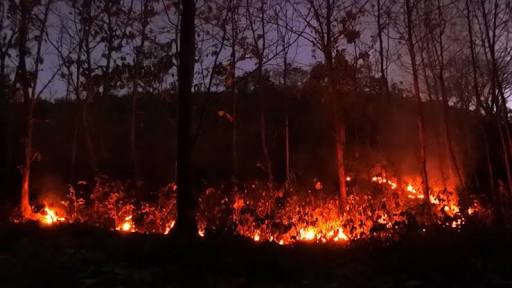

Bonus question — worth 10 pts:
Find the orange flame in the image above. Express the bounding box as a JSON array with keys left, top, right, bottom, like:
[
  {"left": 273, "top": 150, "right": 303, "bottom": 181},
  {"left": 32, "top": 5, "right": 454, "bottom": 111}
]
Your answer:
[
  {"left": 116, "top": 215, "right": 135, "bottom": 232},
  {"left": 38, "top": 207, "right": 66, "bottom": 225}
]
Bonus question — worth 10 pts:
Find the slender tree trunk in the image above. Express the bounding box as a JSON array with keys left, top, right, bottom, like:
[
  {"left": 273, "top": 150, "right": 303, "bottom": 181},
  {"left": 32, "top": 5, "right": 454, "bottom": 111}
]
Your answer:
[
  {"left": 329, "top": 71, "right": 347, "bottom": 211},
  {"left": 174, "top": 0, "right": 197, "bottom": 238},
  {"left": 480, "top": 0, "right": 512, "bottom": 206},
  {"left": 377, "top": 0, "right": 389, "bottom": 100},
  {"left": 482, "top": 125, "right": 495, "bottom": 197},
  {"left": 96, "top": 2, "right": 115, "bottom": 165},
  {"left": 231, "top": 9, "right": 238, "bottom": 179},
  {"left": 418, "top": 37, "right": 447, "bottom": 188},
  {"left": 405, "top": 0, "right": 429, "bottom": 201},
  {"left": 283, "top": 55, "right": 290, "bottom": 185},
  {"left": 498, "top": 122, "right": 512, "bottom": 211},
  {"left": 335, "top": 119, "right": 347, "bottom": 210},
  {"left": 258, "top": 64, "right": 273, "bottom": 185},
  {"left": 21, "top": 102, "right": 34, "bottom": 218},
  {"left": 465, "top": 0, "right": 483, "bottom": 112},
  {"left": 18, "top": 1, "right": 33, "bottom": 218},
  {"left": 467, "top": 0, "right": 495, "bottom": 195},
  {"left": 130, "top": 1, "right": 149, "bottom": 181},
  {"left": 436, "top": 0, "right": 464, "bottom": 188}
]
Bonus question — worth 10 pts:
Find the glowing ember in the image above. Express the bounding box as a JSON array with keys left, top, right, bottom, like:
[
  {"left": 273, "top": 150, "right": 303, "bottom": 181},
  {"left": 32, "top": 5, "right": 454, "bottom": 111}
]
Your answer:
[
  {"left": 334, "top": 228, "right": 349, "bottom": 241},
  {"left": 371, "top": 176, "right": 398, "bottom": 190},
  {"left": 121, "top": 222, "right": 131, "bottom": 231},
  {"left": 429, "top": 196, "right": 440, "bottom": 204},
  {"left": 39, "top": 207, "right": 66, "bottom": 225},
  {"left": 164, "top": 220, "right": 176, "bottom": 235},
  {"left": 116, "top": 215, "right": 135, "bottom": 232},
  {"left": 300, "top": 227, "right": 317, "bottom": 241}
]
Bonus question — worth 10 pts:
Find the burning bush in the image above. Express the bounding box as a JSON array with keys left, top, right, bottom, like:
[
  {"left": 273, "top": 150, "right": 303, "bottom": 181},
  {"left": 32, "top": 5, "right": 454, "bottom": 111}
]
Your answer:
[{"left": 11, "top": 174, "right": 494, "bottom": 245}]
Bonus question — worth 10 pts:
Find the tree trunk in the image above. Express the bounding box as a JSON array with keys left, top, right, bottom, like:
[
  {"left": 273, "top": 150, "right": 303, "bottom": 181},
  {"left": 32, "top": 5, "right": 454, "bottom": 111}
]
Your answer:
[
  {"left": 18, "top": 1, "right": 33, "bottom": 218},
  {"left": 498, "top": 122, "right": 512, "bottom": 211},
  {"left": 405, "top": 0, "right": 430, "bottom": 201},
  {"left": 482, "top": 126, "right": 495, "bottom": 198},
  {"left": 465, "top": 0, "right": 483, "bottom": 112},
  {"left": 436, "top": 0, "right": 464, "bottom": 188},
  {"left": 174, "top": 0, "right": 197, "bottom": 238},
  {"left": 376, "top": 0, "right": 389, "bottom": 100},
  {"left": 21, "top": 102, "right": 34, "bottom": 218},
  {"left": 283, "top": 56, "right": 290, "bottom": 185},
  {"left": 130, "top": 1, "right": 149, "bottom": 181},
  {"left": 336, "top": 121, "right": 347, "bottom": 210},
  {"left": 231, "top": 11, "right": 238, "bottom": 180},
  {"left": 258, "top": 64, "right": 273, "bottom": 185}
]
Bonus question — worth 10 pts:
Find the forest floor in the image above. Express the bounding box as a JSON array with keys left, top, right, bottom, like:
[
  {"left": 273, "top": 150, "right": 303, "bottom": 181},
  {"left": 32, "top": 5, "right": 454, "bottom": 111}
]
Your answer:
[{"left": 1, "top": 222, "right": 512, "bottom": 288}]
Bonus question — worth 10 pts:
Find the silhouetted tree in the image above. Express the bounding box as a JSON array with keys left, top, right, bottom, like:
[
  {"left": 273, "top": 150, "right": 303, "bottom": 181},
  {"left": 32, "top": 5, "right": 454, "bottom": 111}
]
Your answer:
[{"left": 174, "top": 0, "right": 197, "bottom": 238}]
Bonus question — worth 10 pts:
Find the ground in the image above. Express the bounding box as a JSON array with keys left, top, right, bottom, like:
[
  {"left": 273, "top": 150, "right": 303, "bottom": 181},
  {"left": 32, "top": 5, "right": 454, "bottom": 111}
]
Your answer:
[{"left": 1, "top": 222, "right": 511, "bottom": 287}]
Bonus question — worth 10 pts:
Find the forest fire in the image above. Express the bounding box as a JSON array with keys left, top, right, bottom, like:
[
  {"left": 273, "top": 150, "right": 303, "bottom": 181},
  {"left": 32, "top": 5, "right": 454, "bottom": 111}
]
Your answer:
[
  {"left": 116, "top": 215, "right": 135, "bottom": 232},
  {"left": 18, "top": 173, "right": 480, "bottom": 246},
  {"left": 3, "top": 0, "right": 512, "bottom": 285},
  {"left": 38, "top": 206, "right": 66, "bottom": 225}
]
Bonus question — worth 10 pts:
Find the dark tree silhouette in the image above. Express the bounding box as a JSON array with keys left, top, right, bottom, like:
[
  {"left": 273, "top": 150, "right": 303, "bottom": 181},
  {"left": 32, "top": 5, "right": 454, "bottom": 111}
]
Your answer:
[{"left": 174, "top": 0, "right": 197, "bottom": 238}]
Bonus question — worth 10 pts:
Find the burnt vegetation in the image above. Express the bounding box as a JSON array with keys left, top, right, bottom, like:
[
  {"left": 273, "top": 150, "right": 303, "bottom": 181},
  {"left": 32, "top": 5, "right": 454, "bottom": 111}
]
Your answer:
[{"left": 1, "top": 0, "right": 512, "bottom": 286}]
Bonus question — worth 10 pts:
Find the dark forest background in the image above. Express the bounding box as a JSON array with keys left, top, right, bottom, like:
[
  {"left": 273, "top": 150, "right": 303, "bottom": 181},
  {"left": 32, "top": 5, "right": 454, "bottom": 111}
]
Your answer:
[{"left": 1, "top": 0, "right": 511, "bottom": 217}]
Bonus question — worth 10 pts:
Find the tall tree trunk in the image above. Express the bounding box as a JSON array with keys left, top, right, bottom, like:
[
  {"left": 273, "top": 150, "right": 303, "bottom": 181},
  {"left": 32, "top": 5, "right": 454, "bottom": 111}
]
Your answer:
[
  {"left": 130, "top": 1, "right": 149, "bottom": 181},
  {"left": 325, "top": 0, "right": 346, "bottom": 211},
  {"left": 482, "top": 125, "right": 495, "bottom": 198},
  {"left": 405, "top": 0, "right": 429, "bottom": 201},
  {"left": 467, "top": 0, "right": 495, "bottom": 195},
  {"left": 283, "top": 54, "right": 290, "bottom": 186},
  {"left": 252, "top": 0, "right": 273, "bottom": 185},
  {"left": 498, "top": 122, "right": 512, "bottom": 211},
  {"left": 230, "top": 7, "right": 238, "bottom": 180},
  {"left": 258, "top": 64, "right": 273, "bottom": 185},
  {"left": 436, "top": 0, "right": 464, "bottom": 188},
  {"left": 377, "top": 0, "right": 389, "bottom": 100},
  {"left": 21, "top": 102, "right": 34, "bottom": 218},
  {"left": 174, "top": 0, "right": 197, "bottom": 238},
  {"left": 335, "top": 119, "right": 347, "bottom": 210},
  {"left": 465, "top": 0, "right": 483, "bottom": 112},
  {"left": 18, "top": 1, "right": 33, "bottom": 218},
  {"left": 480, "top": 0, "right": 512, "bottom": 206},
  {"left": 80, "top": 0, "right": 98, "bottom": 175}
]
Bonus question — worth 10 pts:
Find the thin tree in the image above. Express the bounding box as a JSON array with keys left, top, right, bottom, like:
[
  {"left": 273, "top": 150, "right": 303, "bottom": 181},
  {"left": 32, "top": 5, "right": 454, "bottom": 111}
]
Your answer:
[
  {"left": 245, "top": 0, "right": 273, "bottom": 185},
  {"left": 297, "top": 0, "right": 364, "bottom": 209},
  {"left": 465, "top": 0, "right": 495, "bottom": 195},
  {"left": 404, "top": 0, "right": 429, "bottom": 201},
  {"left": 431, "top": 0, "right": 465, "bottom": 187},
  {"left": 129, "top": 0, "right": 155, "bottom": 181},
  {"left": 15, "top": 0, "right": 55, "bottom": 218},
  {"left": 174, "top": 0, "right": 197, "bottom": 238}
]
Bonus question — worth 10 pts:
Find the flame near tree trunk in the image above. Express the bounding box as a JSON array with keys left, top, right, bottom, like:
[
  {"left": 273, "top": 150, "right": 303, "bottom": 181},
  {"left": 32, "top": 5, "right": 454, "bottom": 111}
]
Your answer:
[{"left": 19, "top": 173, "right": 481, "bottom": 247}]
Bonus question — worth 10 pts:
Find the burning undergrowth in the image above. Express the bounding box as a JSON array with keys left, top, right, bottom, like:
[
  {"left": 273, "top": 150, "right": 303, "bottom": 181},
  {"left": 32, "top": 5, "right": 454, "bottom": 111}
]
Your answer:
[{"left": 11, "top": 175, "right": 492, "bottom": 245}]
